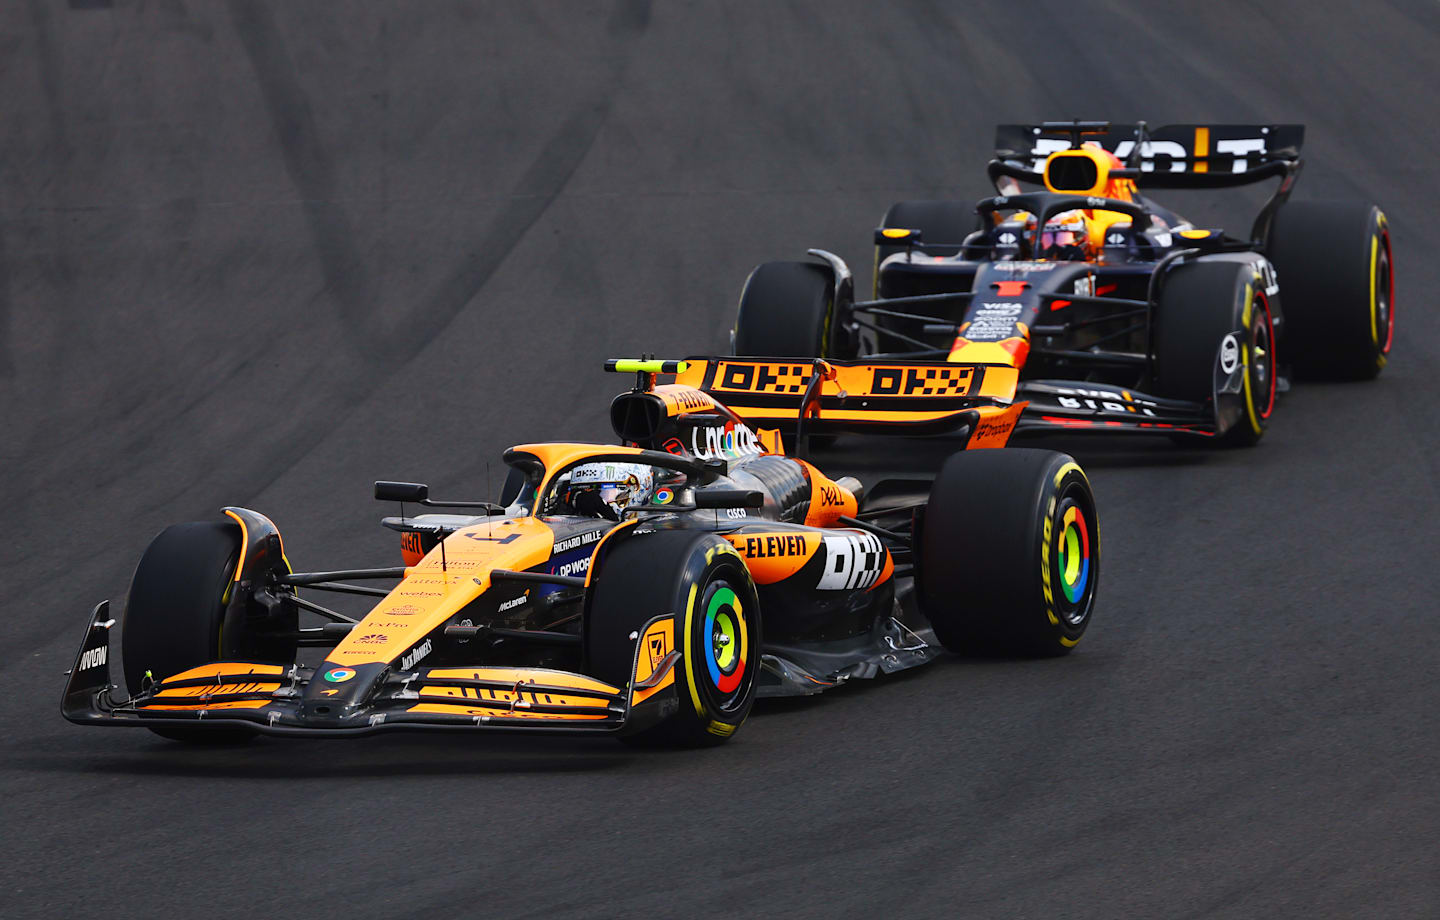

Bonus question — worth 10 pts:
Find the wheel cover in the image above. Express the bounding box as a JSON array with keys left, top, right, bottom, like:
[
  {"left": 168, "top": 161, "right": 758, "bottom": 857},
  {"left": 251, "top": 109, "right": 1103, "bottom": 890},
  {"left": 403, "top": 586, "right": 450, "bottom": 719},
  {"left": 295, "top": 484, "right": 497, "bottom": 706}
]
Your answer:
[
  {"left": 701, "top": 581, "right": 750, "bottom": 707},
  {"left": 1049, "top": 489, "right": 1096, "bottom": 630}
]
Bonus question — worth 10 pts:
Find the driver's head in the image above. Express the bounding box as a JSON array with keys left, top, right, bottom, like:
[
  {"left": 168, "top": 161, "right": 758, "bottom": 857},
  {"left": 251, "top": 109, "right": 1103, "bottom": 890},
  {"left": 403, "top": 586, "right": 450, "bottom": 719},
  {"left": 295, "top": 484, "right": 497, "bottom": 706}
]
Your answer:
[
  {"left": 1039, "top": 210, "right": 1092, "bottom": 261},
  {"left": 566, "top": 462, "right": 653, "bottom": 520}
]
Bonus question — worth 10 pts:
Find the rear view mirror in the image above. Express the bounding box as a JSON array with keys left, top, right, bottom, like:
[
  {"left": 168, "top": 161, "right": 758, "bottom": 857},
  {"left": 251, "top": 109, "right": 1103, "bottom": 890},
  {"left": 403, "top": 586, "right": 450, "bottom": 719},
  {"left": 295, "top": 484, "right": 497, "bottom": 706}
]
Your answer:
[{"left": 375, "top": 481, "right": 429, "bottom": 503}]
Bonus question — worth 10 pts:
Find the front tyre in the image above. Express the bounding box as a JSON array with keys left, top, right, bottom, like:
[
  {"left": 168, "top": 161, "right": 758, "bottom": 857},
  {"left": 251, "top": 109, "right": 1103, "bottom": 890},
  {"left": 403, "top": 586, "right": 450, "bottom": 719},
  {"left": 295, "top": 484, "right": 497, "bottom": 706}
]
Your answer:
[
  {"left": 122, "top": 521, "right": 251, "bottom": 743},
  {"left": 586, "top": 531, "right": 761, "bottom": 746},
  {"left": 733, "top": 260, "right": 845, "bottom": 358},
  {"left": 1152, "top": 261, "right": 1276, "bottom": 447},
  {"left": 1268, "top": 200, "right": 1393, "bottom": 380},
  {"left": 916, "top": 449, "right": 1099, "bottom": 656}
]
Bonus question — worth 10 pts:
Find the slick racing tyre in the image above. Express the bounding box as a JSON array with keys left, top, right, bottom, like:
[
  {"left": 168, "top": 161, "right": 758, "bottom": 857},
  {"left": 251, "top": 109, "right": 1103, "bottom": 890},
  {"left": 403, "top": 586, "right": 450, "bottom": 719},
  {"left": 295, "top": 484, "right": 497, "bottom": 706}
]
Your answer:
[
  {"left": 586, "top": 531, "right": 761, "bottom": 746},
  {"left": 875, "top": 200, "right": 976, "bottom": 282},
  {"left": 1268, "top": 200, "right": 1393, "bottom": 380},
  {"left": 916, "top": 449, "right": 1098, "bottom": 656},
  {"left": 734, "top": 260, "right": 846, "bottom": 358},
  {"left": 1153, "top": 261, "right": 1276, "bottom": 447},
  {"left": 122, "top": 520, "right": 296, "bottom": 743}
]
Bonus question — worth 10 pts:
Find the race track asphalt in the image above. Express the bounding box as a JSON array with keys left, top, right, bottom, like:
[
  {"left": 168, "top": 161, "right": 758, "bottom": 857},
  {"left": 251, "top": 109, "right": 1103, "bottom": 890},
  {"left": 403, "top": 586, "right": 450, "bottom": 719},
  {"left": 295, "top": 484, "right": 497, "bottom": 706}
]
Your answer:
[{"left": 3, "top": 2, "right": 1438, "bottom": 917}]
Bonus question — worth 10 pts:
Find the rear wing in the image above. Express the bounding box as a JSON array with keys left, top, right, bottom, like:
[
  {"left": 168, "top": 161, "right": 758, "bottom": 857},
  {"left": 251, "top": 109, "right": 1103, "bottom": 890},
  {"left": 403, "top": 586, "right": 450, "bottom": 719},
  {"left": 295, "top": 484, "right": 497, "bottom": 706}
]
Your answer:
[{"left": 991, "top": 121, "right": 1304, "bottom": 190}]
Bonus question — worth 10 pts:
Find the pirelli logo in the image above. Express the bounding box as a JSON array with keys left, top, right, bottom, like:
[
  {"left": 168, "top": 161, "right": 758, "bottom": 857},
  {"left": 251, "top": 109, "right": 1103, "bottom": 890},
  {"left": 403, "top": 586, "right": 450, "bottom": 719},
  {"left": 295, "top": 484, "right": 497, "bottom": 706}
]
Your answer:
[
  {"left": 716, "top": 363, "right": 809, "bottom": 394},
  {"left": 870, "top": 366, "right": 975, "bottom": 396}
]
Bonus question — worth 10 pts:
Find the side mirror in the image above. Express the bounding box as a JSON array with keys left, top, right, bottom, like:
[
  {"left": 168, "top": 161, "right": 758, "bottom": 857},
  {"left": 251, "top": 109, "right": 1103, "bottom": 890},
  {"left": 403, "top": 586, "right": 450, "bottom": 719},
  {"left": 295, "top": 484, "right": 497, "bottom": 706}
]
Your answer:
[
  {"left": 875, "top": 227, "right": 922, "bottom": 246},
  {"left": 375, "top": 481, "right": 429, "bottom": 503},
  {"left": 693, "top": 489, "right": 764, "bottom": 509}
]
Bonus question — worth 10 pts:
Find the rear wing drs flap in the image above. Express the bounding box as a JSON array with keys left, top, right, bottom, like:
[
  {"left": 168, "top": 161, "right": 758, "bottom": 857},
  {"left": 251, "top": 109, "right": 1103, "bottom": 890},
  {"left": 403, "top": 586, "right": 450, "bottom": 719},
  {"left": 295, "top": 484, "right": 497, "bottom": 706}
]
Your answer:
[{"left": 992, "top": 121, "right": 1304, "bottom": 190}]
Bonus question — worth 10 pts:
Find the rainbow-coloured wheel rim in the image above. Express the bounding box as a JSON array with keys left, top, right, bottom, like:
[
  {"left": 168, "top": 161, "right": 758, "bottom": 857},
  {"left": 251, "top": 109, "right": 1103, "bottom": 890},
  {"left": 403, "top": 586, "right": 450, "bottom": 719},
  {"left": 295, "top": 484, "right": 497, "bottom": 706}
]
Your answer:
[
  {"left": 702, "top": 583, "right": 749, "bottom": 704},
  {"left": 1056, "top": 504, "right": 1091, "bottom": 609}
]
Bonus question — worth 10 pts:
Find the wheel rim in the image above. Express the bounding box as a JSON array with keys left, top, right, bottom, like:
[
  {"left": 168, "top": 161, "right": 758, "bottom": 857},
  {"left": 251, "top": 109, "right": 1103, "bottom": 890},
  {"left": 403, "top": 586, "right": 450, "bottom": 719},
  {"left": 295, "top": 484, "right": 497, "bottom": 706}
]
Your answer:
[
  {"left": 1252, "top": 291, "right": 1277, "bottom": 421},
  {"left": 1051, "top": 490, "right": 1095, "bottom": 628},
  {"left": 700, "top": 578, "right": 750, "bottom": 711}
]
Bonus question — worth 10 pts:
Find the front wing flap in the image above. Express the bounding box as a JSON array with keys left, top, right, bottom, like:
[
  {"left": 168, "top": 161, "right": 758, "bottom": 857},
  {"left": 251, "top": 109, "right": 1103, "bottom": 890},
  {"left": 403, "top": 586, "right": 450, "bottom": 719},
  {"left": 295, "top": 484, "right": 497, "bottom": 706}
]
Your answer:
[
  {"left": 61, "top": 604, "right": 681, "bottom": 737},
  {"left": 1012, "top": 380, "right": 1219, "bottom": 438}
]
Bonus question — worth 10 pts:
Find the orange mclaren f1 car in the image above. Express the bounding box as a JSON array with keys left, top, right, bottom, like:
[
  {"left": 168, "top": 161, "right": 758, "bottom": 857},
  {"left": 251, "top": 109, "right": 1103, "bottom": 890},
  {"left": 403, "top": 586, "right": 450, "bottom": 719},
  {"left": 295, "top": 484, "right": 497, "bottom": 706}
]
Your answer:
[
  {"left": 62, "top": 357, "right": 1098, "bottom": 746},
  {"left": 735, "top": 121, "right": 1393, "bottom": 446}
]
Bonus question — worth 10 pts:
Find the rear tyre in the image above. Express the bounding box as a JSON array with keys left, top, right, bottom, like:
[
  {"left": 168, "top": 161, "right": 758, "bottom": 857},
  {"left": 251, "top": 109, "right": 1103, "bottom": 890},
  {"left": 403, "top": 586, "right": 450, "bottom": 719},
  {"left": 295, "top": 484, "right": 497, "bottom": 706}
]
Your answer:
[
  {"left": 587, "top": 531, "right": 761, "bottom": 746},
  {"left": 916, "top": 449, "right": 1098, "bottom": 656},
  {"left": 1152, "top": 261, "right": 1275, "bottom": 447},
  {"left": 1268, "top": 200, "right": 1393, "bottom": 380},
  {"left": 734, "top": 261, "right": 844, "bottom": 358},
  {"left": 122, "top": 521, "right": 253, "bottom": 743}
]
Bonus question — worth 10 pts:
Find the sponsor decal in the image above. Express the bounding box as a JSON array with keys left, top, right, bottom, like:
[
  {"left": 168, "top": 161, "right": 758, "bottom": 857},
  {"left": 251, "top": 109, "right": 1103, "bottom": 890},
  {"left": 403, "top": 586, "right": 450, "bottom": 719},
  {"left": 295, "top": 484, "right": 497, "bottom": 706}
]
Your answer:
[
  {"left": 974, "top": 415, "right": 1017, "bottom": 441},
  {"left": 668, "top": 388, "right": 710, "bottom": 411},
  {"left": 77, "top": 646, "right": 107, "bottom": 671},
  {"left": 690, "top": 421, "right": 764, "bottom": 461},
  {"left": 464, "top": 531, "right": 520, "bottom": 545},
  {"left": 1054, "top": 385, "right": 1158, "bottom": 417},
  {"left": 819, "top": 484, "right": 846, "bottom": 508},
  {"left": 717, "top": 362, "right": 810, "bottom": 395},
  {"left": 1220, "top": 334, "right": 1240, "bottom": 374},
  {"left": 965, "top": 302, "right": 1024, "bottom": 342},
  {"left": 553, "top": 530, "right": 605, "bottom": 554},
  {"left": 324, "top": 668, "right": 356, "bottom": 683},
  {"left": 992, "top": 261, "right": 1057, "bottom": 273},
  {"left": 364, "top": 620, "right": 417, "bottom": 630},
  {"left": 400, "top": 531, "right": 425, "bottom": 557},
  {"left": 555, "top": 556, "right": 592, "bottom": 578},
  {"left": 662, "top": 438, "right": 685, "bottom": 456},
  {"left": 998, "top": 232, "right": 1017, "bottom": 245},
  {"left": 354, "top": 632, "right": 388, "bottom": 644},
  {"left": 743, "top": 533, "right": 808, "bottom": 559},
  {"left": 725, "top": 507, "right": 748, "bottom": 519},
  {"left": 1026, "top": 135, "right": 1268, "bottom": 174},
  {"left": 386, "top": 604, "right": 423, "bottom": 616},
  {"left": 497, "top": 592, "right": 529, "bottom": 612},
  {"left": 646, "top": 627, "right": 669, "bottom": 668},
  {"left": 870, "top": 366, "right": 975, "bottom": 396},
  {"left": 400, "top": 639, "right": 432, "bottom": 671},
  {"left": 817, "top": 532, "right": 886, "bottom": 590},
  {"left": 1073, "top": 275, "right": 1094, "bottom": 297},
  {"left": 320, "top": 689, "right": 339, "bottom": 697},
  {"left": 652, "top": 487, "right": 675, "bottom": 505}
]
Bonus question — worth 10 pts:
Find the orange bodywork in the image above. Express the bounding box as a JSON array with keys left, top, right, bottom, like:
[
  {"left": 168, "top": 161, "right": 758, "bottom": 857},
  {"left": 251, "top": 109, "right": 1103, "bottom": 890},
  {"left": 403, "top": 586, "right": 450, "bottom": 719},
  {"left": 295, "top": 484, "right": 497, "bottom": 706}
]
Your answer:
[
  {"left": 329, "top": 515, "right": 557, "bottom": 667},
  {"left": 795, "top": 459, "right": 859, "bottom": 527},
  {"left": 408, "top": 666, "right": 619, "bottom": 721},
  {"left": 630, "top": 616, "right": 676, "bottom": 705},
  {"left": 725, "top": 531, "right": 823, "bottom": 584},
  {"left": 142, "top": 662, "right": 284, "bottom": 710}
]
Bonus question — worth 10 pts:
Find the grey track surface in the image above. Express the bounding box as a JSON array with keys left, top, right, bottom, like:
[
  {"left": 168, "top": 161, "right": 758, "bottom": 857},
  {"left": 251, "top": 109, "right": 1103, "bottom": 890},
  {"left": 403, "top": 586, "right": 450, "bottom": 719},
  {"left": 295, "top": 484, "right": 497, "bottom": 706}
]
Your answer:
[{"left": 3, "top": 2, "right": 1437, "bottom": 917}]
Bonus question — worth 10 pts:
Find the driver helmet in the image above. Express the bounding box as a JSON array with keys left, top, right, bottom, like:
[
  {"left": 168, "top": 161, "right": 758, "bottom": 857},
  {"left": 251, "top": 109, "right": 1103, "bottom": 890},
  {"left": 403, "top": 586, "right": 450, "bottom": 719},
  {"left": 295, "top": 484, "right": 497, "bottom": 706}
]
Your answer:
[
  {"left": 1039, "top": 210, "right": 1092, "bottom": 261},
  {"left": 566, "top": 462, "right": 653, "bottom": 519}
]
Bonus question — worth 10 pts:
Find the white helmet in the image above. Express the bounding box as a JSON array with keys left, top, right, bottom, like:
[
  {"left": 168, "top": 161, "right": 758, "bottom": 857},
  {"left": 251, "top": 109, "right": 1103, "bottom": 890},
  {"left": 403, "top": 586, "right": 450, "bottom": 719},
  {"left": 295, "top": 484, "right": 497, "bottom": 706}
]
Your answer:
[{"left": 566, "top": 462, "right": 654, "bottom": 519}]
